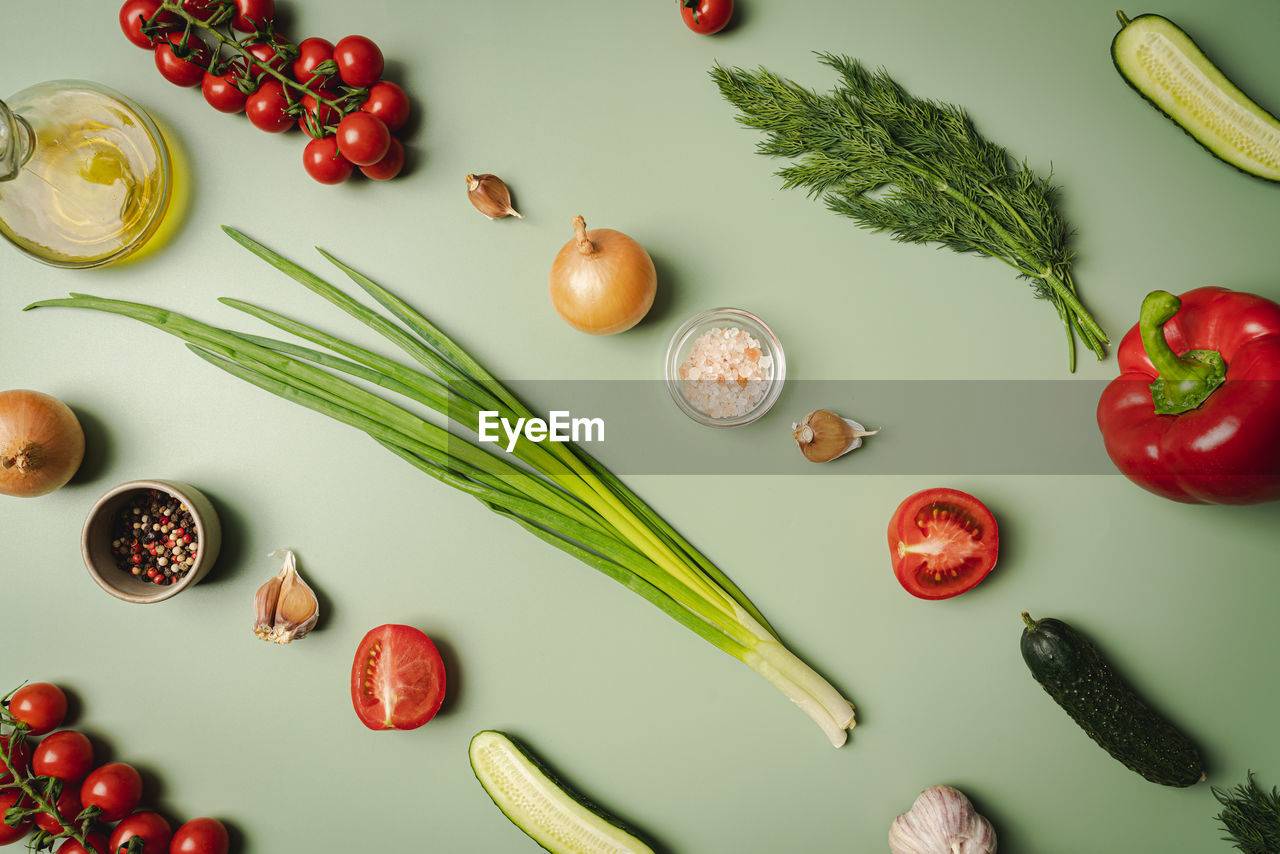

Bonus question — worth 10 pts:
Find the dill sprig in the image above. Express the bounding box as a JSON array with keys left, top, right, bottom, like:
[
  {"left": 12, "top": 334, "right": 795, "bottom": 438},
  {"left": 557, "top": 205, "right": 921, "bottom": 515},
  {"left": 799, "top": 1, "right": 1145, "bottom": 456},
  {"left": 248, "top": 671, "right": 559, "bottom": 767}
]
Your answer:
[
  {"left": 711, "top": 53, "right": 1108, "bottom": 371},
  {"left": 1214, "top": 773, "right": 1280, "bottom": 853}
]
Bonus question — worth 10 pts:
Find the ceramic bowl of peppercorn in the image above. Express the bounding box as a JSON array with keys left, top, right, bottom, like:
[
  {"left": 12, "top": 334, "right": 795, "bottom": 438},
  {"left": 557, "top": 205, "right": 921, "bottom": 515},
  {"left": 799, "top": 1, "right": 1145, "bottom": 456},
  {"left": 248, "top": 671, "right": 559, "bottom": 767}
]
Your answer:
[
  {"left": 665, "top": 307, "right": 786, "bottom": 428},
  {"left": 81, "top": 479, "right": 222, "bottom": 604}
]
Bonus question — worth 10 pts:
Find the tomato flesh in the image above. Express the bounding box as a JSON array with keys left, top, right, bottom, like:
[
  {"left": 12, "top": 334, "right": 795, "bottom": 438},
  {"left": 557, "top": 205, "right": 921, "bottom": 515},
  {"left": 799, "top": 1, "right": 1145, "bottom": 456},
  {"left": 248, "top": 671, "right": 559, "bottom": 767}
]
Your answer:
[
  {"left": 350, "top": 624, "right": 446, "bottom": 731},
  {"left": 888, "top": 488, "right": 999, "bottom": 600}
]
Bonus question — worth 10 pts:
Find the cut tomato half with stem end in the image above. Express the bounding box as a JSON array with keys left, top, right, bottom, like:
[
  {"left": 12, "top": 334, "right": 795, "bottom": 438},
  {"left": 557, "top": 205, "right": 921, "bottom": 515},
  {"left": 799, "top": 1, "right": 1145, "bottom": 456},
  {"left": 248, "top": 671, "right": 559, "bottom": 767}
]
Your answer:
[
  {"left": 888, "top": 488, "right": 999, "bottom": 600},
  {"left": 350, "top": 624, "right": 446, "bottom": 731}
]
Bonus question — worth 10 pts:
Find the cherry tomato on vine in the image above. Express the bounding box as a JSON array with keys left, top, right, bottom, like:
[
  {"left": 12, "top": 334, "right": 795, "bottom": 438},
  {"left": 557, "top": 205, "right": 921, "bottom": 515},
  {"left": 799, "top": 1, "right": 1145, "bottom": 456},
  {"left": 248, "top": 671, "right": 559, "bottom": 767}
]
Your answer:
[
  {"left": 80, "top": 762, "right": 143, "bottom": 823},
  {"left": 170, "top": 818, "right": 230, "bottom": 854},
  {"left": 350, "top": 624, "right": 446, "bottom": 730},
  {"left": 335, "top": 112, "right": 389, "bottom": 166},
  {"left": 154, "top": 32, "right": 211, "bottom": 88},
  {"left": 8, "top": 683, "right": 66, "bottom": 735},
  {"left": 0, "top": 735, "right": 30, "bottom": 785},
  {"left": 0, "top": 790, "right": 30, "bottom": 845},
  {"left": 303, "top": 136, "right": 354, "bottom": 185},
  {"left": 33, "top": 786, "right": 81, "bottom": 835},
  {"left": 887, "top": 488, "right": 1000, "bottom": 600},
  {"left": 119, "top": 0, "right": 177, "bottom": 49},
  {"left": 245, "top": 81, "right": 294, "bottom": 133},
  {"left": 297, "top": 90, "right": 339, "bottom": 135},
  {"left": 292, "top": 37, "right": 334, "bottom": 86},
  {"left": 31, "top": 729, "right": 93, "bottom": 781},
  {"left": 359, "top": 81, "right": 410, "bottom": 132},
  {"left": 679, "top": 0, "right": 734, "bottom": 34},
  {"left": 181, "top": 0, "right": 222, "bottom": 22},
  {"left": 359, "top": 137, "right": 405, "bottom": 181},
  {"left": 333, "top": 35, "right": 383, "bottom": 88},
  {"left": 58, "top": 831, "right": 109, "bottom": 854},
  {"left": 230, "top": 0, "right": 275, "bottom": 33},
  {"left": 202, "top": 66, "right": 249, "bottom": 114},
  {"left": 244, "top": 35, "right": 292, "bottom": 75},
  {"left": 109, "top": 811, "right": 172, "bottom": 853}
]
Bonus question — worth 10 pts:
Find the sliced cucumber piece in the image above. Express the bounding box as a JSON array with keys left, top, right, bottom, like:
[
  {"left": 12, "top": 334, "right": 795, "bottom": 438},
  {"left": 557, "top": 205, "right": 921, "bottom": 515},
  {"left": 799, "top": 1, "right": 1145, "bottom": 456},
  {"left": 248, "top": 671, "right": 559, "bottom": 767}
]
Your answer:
[
  {"left": 470, "top": 731, "right": 656, "bottom": 854},
  {"left": 1112, "top": 12, "right": 1280, "bottom": 181}
]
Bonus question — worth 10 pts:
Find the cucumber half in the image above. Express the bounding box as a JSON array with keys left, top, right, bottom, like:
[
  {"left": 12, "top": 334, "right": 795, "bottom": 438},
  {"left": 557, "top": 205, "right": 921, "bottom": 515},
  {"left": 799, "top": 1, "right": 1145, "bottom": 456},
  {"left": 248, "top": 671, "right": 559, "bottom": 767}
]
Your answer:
[
  {"left": 469, "top": 730, "right": 656, "bottom": 854},
  {"left": 1112, "top": 11, "right": 1280, "bottom": 181}
]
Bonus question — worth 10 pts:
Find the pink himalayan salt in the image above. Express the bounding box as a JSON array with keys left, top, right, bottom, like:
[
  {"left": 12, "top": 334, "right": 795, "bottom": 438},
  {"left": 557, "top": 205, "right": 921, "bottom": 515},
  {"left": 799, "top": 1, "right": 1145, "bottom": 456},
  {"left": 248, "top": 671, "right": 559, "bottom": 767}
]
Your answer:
[{"left": 678, "top": 326, "right": 773, "bottom": 419}]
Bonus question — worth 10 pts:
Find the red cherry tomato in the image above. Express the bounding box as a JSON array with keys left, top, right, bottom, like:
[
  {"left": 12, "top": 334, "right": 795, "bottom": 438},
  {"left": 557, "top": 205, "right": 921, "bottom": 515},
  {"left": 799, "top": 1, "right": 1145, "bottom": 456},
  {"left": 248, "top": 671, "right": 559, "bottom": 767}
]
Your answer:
[
  {"left": 303, "top": 136, "right": 354, "bottom": 185},
  {"left": 154, "top": 32, "right": 211, "bottom": 88},
  {"left": 297, "top": 90, "right": 339, "bottom": 135},
  {"left": 335, "top": 112, "right": 389, "bottom": 166},
  {"left": 57, "top": 831, "right": 109, "bottom": 854},
  {"left": 33, "top": 785, "right": 81, "bottom": 835},
  {"left": 80, "top": 762, "right": 143, "bottom": 823},
  {"left": 0, "top": 735, "right": 30, "bottom": 786},
  {"left": 8, "top": 683, "right": 66, "bottom": 735},
  {"left": 293, "top": 37, "right": 334, "bottom": 86},
  {"left": 202, "top": 65, "right": 249, "bottom": 114},
  {"left": 230, "top": 0, "right": 274, "bottom": 32},
  {"left": 887, "top": 488, "right": 999, "bottom": 600},
  {"left": 109, "top": 811, "right": 172, "bottom": 853},
  {"left": 0, "top": 790, "right": 30, "bottom": 845},
  {"left": 679, "top": 0, "right": 734, "bottom": 34},
  {"left": 359, "top": 137, "right": 405, "bottom": 181},
  {"left": 32, "top": 730, "right": 94, "bottom": 781},
  {"left": 119, "top": 0, "right": 177, "bottom": 49},
  {"left": 245, "top": 81, "right": 294, "bottom": 133},
  {"left": 243, "top": 36, "right": 292, "bottom": 76},
  {"left": 170, "top": 817, "right": 230, "bottom": 854},
  {"left": 333, "top": 35, "right": 383, "bottom": 88},
  {"left": 359, "top": 81, "right": 409, "bottom": 132},
  {"left": 350, "top": 624, "right": 446, "bottom": 731},
  {"left": 181, "top": 0, "right": 221, "bottom": 22}
]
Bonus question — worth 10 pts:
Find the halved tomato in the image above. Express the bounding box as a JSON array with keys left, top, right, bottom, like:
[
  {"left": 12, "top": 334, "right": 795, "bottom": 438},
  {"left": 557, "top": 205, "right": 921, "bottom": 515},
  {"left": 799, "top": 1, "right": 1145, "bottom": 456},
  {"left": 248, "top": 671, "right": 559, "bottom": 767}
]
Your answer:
[
  {"left": 888, "top": 488, "right": 999, "bottom": 600},
  {"left": 350, "top": 624, "right": 446, "bottom": 731}
]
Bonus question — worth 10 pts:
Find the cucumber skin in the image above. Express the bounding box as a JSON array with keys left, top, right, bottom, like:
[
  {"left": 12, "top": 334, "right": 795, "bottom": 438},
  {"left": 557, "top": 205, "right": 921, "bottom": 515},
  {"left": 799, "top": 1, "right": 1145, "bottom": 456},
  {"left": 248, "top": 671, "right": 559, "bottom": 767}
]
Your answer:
[
  {"left": 1111, "top": 13, "right": 1280, "bottom": 183},
  {"left": 470, "top": 730, "right": 657, "bottom": 854},
  {"left": 1020, "top": 616, "right": 1204, "bottom": 787}
]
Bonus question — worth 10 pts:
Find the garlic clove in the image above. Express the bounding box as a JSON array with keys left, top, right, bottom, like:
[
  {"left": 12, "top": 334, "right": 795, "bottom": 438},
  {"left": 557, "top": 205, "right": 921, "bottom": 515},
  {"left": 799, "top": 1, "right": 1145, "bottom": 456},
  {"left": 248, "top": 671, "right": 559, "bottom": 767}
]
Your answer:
[
  {"left": 253, "top": 572, "right": 282, "bottom": 642},
  {"left": 791, "top": 409, "right": 879, "bottom": 463},
  {"left": 466, "top": 173, "right": 523, "bottom": 220},
  {"left": 254, "top": 549, "right": 320, "bottom": 644}
]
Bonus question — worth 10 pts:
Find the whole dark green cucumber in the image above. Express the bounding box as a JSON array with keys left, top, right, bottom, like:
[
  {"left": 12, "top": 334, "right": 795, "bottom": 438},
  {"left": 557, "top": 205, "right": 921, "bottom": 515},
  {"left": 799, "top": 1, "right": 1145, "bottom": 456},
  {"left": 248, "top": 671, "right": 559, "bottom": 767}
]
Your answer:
[{"left": 1020, "top": 611, "right": 1204, "bottom": 787}]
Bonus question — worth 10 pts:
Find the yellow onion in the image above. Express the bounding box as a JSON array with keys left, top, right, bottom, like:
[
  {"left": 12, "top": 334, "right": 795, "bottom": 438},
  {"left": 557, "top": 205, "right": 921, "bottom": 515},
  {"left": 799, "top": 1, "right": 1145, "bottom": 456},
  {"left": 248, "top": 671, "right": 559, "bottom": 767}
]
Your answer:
[
  {"left": 0, "top": 389, "right": 85, "bottom": 498},
  {"left": 548, "top": 215, "right": 656, "bottom": 335}
]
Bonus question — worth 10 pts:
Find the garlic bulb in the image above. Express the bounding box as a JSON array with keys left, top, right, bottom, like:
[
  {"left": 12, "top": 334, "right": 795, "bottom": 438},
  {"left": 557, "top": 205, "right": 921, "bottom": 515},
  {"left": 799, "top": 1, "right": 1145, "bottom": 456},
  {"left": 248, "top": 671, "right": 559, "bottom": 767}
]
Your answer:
[
  {"left": 889, "top": 785, "right": 997, "bottom": 854},
  {"left": 791, "top": 409, "right": 879, "bottom": 463},
  {"left": 254, "top": 549, "right": 319, "bottom": 644}
]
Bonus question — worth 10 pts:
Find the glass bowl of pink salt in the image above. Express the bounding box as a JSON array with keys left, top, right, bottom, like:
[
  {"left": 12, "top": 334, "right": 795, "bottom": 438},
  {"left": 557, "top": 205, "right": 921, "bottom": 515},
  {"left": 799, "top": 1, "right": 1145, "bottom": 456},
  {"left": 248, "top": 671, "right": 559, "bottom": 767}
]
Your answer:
[{"left": 665, "top": 307, "right": 786, "bottom": 427}]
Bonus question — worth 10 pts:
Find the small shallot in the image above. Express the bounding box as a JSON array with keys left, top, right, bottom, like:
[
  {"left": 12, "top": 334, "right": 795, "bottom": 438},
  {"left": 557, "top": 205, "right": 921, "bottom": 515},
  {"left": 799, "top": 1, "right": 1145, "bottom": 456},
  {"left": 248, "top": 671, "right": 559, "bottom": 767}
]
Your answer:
[
  {"left": 792, "top": 409, "right": 878, "bottom": 463},
  {"left": 0, "top": 389, "right": 85, "bottom": 498},
  {"left": 889, "top": 785, "right": 997, "bottom": 854}
]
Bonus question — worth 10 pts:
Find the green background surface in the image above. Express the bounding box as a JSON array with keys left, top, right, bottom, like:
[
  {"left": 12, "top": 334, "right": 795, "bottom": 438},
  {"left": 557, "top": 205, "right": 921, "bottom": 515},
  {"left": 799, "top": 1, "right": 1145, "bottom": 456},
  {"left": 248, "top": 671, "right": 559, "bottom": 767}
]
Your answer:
[{"left": 4, "top": 0, "right": 1280, "bottom": 851}]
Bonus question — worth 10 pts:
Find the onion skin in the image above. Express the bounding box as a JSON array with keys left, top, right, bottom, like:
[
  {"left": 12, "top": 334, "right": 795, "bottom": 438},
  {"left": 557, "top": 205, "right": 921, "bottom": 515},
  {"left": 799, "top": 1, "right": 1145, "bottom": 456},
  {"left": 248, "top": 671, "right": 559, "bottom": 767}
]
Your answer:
[
  {"left": 0, "top": 390, "right": 85, "bottom": 498},
  {"left": 548, "top": 215, "right": 657, "bottom": 335}
]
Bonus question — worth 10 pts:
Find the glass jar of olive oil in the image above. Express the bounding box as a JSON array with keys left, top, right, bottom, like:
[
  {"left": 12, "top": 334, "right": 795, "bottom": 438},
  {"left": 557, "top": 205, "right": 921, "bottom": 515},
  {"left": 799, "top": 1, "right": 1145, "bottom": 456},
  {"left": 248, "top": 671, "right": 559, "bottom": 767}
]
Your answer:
[{"left": 0, "top": 80, "right": 172, "bottom": 268}]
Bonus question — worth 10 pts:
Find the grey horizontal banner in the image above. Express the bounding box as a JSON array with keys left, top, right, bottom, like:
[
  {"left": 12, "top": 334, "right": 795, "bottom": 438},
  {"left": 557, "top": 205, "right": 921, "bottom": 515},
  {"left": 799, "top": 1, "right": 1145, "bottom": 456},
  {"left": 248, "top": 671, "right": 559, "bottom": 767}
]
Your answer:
[{"left": 439, "top": 380, "right": 1143, "bottom": 476}]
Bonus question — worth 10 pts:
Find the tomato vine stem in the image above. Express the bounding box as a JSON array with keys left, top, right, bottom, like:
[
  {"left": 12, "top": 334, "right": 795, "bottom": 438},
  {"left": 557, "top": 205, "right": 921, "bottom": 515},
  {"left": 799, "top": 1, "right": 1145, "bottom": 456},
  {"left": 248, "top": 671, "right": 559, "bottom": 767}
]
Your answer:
[{"left": 0, "top": 717, "right": 95, "bottom": 852}]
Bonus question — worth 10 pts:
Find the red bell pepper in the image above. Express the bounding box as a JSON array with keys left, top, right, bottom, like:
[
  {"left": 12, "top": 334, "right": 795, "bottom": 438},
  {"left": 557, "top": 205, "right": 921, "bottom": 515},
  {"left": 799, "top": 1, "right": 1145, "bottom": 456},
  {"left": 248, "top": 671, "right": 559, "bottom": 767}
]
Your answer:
[{"left": 1096, "top": 287, "right": 1280, "bottom": 504}]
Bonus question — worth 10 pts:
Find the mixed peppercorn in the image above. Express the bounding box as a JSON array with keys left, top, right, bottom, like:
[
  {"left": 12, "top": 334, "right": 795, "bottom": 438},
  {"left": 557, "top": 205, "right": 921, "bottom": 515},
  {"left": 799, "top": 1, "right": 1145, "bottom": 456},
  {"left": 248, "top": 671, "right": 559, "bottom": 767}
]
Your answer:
[{"left": 109, "top": 489, "right": 199, "bottom": 585}]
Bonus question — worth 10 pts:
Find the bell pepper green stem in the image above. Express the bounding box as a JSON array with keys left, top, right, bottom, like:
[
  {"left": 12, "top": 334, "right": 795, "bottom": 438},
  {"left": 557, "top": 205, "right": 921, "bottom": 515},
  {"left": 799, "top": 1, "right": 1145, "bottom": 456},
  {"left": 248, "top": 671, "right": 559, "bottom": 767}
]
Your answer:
[{"left": 1140, "top": 290, "right": 1226, "bottom": 415}]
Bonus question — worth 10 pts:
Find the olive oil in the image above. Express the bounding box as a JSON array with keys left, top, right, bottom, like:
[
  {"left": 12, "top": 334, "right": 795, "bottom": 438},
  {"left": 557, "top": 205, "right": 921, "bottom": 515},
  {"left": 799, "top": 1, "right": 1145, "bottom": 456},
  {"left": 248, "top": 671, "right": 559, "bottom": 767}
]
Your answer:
[{"left": 0, "top": 81, "right": 171, "bottom": 268}]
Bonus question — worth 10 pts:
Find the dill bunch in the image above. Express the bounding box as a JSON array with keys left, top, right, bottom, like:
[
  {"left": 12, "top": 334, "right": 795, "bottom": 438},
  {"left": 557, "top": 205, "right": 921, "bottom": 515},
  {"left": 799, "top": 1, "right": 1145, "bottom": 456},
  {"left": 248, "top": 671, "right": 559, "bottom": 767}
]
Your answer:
[
  {"left": 712, "top": 53, "right": 1108, "bottom": 371},
  {"left": 1215, "top": 773, "right": 1280, "bottom": 853}
]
